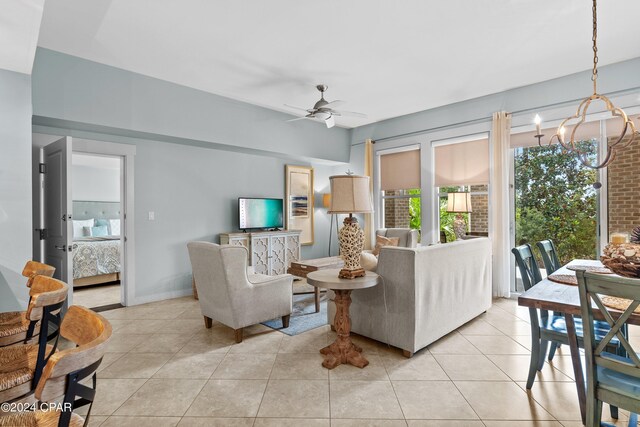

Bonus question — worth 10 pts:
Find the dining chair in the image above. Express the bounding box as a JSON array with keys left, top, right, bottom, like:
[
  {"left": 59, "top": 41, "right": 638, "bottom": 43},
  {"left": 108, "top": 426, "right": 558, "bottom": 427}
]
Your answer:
[
  {"left": 0, "top": 269, "right": 65, "bottom": 348},
  {"left": 535, "top": 239, "right": 563, "bottom": 359},
  {"left": 0, "top": 305, "right": 112, "bottom": 426},
  {"left": 0, "top": 276, "right": 68, "bottom": 403},
  {"left": 512, "top": 244, "right": 622, "bottom": 398},
  {"left": 576, "top": 270, "right": 639, "bottom": 427},
  {"left": 536, "top": 240, "right": 562, "bottom": 275}
]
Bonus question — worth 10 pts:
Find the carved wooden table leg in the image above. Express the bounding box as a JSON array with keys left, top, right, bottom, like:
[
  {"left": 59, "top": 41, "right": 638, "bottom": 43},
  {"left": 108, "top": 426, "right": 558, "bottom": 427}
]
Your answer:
[{"left": 320, "top": 289, "right": 369, "bottom": 369}]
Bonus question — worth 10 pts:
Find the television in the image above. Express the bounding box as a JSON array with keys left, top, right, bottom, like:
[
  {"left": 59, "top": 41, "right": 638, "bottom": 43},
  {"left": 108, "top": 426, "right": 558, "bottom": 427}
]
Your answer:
[{"left": 238, "top": 198, "right": 284, "bottom": 230}]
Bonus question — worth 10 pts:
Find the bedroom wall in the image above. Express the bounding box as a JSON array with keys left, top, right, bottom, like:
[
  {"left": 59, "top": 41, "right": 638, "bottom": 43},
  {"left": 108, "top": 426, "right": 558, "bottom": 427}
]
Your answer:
[
  {"left": 72, "top": 156, "right": 121, "bottom": 202},
  {"left": 0, "top": 69, "right": 33, "bottom": 311}
]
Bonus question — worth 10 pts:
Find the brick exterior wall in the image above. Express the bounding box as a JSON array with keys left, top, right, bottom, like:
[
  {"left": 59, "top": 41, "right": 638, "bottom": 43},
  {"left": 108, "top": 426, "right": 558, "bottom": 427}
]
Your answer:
[
  {"left": 607, "top": 135, "right": 640, "bottom": 237},
  {"left": 469, "top": 185, "right": 489, "bottom": 234},
  {"left": 383, "top": 191, "right": 410, "bottom": 228}
]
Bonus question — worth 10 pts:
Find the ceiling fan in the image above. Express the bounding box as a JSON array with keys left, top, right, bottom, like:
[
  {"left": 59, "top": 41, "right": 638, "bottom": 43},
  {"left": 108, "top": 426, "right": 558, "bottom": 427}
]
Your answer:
[{"left": 285, "top": 85, "right": 367, "bottom": 128}]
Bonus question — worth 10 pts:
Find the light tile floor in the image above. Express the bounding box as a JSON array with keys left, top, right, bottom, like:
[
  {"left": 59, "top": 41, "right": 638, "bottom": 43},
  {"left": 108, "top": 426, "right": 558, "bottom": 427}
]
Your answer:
[
  {"left": 83, "top": 296, "right": 640, "bottom": 426},
  {"left": 73, "top": 283, "right": 121, "bottom": 308}
]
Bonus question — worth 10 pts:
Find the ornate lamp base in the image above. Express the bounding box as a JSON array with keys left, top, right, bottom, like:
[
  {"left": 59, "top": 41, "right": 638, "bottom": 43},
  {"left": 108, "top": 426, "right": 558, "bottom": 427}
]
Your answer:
[
  {"left": 338, "top": 215, "right": 366, "bottom": 279},
  {"left": 453, "top": 214, "right": 467, "bottom": 241}
]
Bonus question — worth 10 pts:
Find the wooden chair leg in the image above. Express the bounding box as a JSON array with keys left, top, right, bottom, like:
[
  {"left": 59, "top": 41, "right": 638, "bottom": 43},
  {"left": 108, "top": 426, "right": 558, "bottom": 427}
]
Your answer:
[
  {"left": 527, "top": 335, "right": 540, "bottom": 389},
  {"left": 282, "top": 315, "right": 290, "bottom": 328},
  {"left": 538, "top": 339, "right": 550, "bottom": 371},
  {"left": 234, "top": 328, "right": 243, "bottom": 343},
  {"left": 203, "top": 316, "right": 212, "bottom": 329},
  {"left": 547, "top": 342, "right": 558, "bottom": 361}
]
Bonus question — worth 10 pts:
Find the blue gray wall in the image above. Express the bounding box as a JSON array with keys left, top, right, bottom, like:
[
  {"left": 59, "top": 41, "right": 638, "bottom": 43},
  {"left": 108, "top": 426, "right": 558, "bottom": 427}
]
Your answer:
[
  {"left": 351, "top": 57, "right": 640, "bottom": 144},
  {"left": 0, "top": 69, "right": 33, "bottom": 311},
  {"left": 31, "top": 49, "right": 347, "bottom": 304}
]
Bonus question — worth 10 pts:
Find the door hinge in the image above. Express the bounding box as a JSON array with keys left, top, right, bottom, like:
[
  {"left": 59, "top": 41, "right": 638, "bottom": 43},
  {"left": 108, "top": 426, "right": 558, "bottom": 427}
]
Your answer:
[
  {"left": 39, "top": 163, "right": 46, "bottom": 174},
  {"left": 36, "top": 229, "right": 47, "bottom": 240}
]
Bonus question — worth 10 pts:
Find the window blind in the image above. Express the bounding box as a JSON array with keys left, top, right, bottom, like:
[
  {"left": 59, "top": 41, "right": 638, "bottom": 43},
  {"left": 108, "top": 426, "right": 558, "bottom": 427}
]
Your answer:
[
  {"left": 434, "top": 139, "right": 489, "bottom": 186},
  {"left": 380, "top": 149, "right": 420, "bottom": 191}
]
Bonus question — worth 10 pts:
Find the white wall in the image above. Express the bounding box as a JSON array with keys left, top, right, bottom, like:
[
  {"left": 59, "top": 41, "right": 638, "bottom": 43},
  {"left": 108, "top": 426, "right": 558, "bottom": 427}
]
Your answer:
[
  {"left": 72, "top": 154, "right": 120, "bottom": 202},
  {"left": 0, "top": 69, "right": 32, "bottom": 311}
]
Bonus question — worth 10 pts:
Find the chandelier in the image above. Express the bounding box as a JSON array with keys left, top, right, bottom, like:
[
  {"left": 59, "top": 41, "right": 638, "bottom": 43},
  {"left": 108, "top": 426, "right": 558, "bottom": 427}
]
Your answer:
[{"left": 534, "top": 0, "right": 638, "bottom": 169}]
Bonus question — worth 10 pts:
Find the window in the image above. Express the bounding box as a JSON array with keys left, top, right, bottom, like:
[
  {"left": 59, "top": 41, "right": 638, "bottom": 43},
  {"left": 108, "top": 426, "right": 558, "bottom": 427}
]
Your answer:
[
  {"left": 437, "top": 185, "right": 489, "bottom": 242},
  {"left": 379, "top": 149, "right": 421, "bottom": 234},
  {"left": 433, "top": 137, "right": 490, "bottom": 242}
]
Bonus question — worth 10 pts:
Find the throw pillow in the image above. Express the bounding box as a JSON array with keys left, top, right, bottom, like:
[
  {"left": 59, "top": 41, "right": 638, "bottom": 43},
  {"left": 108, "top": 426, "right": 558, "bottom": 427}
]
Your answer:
[
  {"left": 109, "top": 219, "right": 121, "bottom": 236},
  {"left": 73, "top": 219, "right": 94, "bottom": 238},
  {"left": 361, "top": 252, "right": 378, "bottom": 271},
  {"left": 91, "top": 225, "right": 109, "bottom": 237},
  {"left": 372, "top": 235, "right": 400, "bottom": 256}
]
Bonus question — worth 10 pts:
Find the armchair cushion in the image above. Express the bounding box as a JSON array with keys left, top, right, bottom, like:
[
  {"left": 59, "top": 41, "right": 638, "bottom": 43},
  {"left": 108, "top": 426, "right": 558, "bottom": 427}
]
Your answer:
[
  {"left": 360, "top": 252, "right": 378, "bottom": 271},
  {"left": 372, "top": 235, "right": 400, "bottom": 256}
]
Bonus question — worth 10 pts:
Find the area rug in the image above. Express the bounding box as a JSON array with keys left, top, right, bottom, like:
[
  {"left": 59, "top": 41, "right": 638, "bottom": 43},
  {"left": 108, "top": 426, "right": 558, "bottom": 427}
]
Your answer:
[{"left": 262, "top": 292, "right": 329, "bottom": 336}]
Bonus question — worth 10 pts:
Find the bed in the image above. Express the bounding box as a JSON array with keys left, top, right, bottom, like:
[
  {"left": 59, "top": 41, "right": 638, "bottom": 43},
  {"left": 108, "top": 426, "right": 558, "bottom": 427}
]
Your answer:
[{"left": 72, "top": 201, "right": 122, "bottom": 287}]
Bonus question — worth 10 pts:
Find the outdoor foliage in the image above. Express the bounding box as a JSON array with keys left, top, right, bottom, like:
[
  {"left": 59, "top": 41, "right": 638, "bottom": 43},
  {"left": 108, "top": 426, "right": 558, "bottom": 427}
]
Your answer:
[
  {"left": 408, "top": 189, "right": 421, "bottom": 230},
  {"left": 514, "top": 142, "right": 598, "bottom": 265}
]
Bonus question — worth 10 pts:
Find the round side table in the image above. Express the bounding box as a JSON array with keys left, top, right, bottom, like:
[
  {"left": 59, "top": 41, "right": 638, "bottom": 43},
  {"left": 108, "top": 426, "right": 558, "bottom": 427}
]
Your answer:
[{"left": 306, "top": 268, "right": 379, "bottom": 369}]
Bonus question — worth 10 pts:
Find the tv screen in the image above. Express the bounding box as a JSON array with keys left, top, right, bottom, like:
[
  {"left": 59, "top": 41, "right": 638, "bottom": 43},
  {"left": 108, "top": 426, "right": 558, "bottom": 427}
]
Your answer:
[{"left": 238, "top": 198, "right": 284, "bottom": 230}]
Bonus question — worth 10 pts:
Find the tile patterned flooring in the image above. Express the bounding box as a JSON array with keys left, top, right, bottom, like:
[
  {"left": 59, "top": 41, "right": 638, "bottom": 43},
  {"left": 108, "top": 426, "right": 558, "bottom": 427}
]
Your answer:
[
  {"left": 73, "top": 284, "right": 121, "bottom": 308},
  {"left": 84, "top": 296, "right": 640, "bottom": 426}
]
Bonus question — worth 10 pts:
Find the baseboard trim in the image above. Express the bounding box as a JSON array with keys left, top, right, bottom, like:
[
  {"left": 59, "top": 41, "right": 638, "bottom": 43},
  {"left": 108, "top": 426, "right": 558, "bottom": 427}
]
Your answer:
[{"left": 130, "top": 288, "right": 193, "bottom": 306}]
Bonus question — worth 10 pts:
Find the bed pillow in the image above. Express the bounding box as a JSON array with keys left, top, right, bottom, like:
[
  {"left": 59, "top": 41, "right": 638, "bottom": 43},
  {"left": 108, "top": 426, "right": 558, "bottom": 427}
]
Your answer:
[
  {"left": 109, "top": 219, "right": 121, "bottom": 236},
  {"left": 73, "top": 219, "right": 94, "bottom": 238},
  {"left": 90, "top": 225, "right": 109, "bottom": 237}
]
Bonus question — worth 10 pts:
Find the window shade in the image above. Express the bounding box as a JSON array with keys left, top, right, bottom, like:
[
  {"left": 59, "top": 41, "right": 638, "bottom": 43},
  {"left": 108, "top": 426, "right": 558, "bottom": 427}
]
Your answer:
[
  {"left": 434, "top": 139, "right": 489, "bottom": 186},
  {"left": 380, "top": 149, "right": 420, "bottom": 191}
]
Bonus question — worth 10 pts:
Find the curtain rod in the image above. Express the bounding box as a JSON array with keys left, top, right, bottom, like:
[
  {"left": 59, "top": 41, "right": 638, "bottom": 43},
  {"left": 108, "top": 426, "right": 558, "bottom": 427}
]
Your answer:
[{"left": 351, "top": 86, "right": 640, "bottom": 147}]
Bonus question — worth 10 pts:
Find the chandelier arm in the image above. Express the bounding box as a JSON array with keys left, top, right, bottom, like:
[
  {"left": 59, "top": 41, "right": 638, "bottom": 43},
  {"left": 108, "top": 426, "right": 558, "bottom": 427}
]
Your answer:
[{"left": 591, "top": 0, "right": 599, "bottom": 94}]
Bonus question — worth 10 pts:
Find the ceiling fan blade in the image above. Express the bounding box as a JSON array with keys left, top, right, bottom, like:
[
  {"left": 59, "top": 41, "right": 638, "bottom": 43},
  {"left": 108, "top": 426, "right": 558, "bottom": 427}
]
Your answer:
[
  {"left": 334, "top": 110, "right": 367, "bottom": 118},
  {"left": 284, "top": 104, "right": 312, "bottom": 113},
  {"left": 321, "top": 100, "right": 345, "bottom": 110},
  {"left": 325, "top": 115, "right": 335, "bottom": 128},
  {"left": 286, "top": 116, "right": 311, "bottom": 122}
]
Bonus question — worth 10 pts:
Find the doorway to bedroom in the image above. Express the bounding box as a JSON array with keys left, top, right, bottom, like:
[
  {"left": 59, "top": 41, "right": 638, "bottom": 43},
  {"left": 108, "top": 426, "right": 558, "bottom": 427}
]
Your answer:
[{"left": 70, "top": 153, "right": 123, "bottom": 310}]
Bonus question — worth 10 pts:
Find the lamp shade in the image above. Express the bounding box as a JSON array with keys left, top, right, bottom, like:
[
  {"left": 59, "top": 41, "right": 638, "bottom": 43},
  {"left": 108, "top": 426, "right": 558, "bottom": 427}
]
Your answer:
[
  {"left": 447, "top": 192, "right": 472, "bottom": 213},
  {"left": 327, "top": 175, "right": 373, "bottom": 214}
]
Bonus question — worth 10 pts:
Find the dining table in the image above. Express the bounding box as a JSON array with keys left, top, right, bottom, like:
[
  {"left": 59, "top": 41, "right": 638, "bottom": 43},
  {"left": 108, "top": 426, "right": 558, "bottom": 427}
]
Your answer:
[{"left": 518, "top": 259, "right": 640, "bottom": 425}]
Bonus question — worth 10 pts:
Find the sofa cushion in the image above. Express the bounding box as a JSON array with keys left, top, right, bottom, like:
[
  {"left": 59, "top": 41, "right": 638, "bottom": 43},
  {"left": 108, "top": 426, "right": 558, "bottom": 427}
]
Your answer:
[
  {"left": 360, "top": 252, "right": 378, "bottom": 271},
  {"left": 372, "top": 235, "right": 400, "bottom": 256}
]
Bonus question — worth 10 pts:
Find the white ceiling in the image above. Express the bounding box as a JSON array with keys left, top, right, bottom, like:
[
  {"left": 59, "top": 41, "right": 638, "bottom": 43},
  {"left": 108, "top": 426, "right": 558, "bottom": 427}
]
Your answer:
[
  {"left": 37, "top": 0, "right": 640, "bottom": 128},
  {"left": 0, "top": 0, "right": 45, "bottom": 74}
]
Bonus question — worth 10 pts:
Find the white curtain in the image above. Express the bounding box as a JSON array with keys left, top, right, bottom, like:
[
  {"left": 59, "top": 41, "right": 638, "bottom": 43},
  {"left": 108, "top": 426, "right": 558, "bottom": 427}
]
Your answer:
[
  {"left": 364, "top": 139, "right": 374, "bottom": 250},
  {"left": 490, "top": 112, "right": 512, "bottom": 298}
]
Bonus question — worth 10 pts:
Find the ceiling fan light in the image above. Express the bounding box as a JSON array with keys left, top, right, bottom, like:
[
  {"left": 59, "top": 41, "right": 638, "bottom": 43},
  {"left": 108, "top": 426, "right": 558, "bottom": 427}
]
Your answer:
[
  {"left": 325, "top": 115, "right": 335, "bottom": 128},
  {"left": 315, "top": 111, "right": 330, "bottom": 121}
]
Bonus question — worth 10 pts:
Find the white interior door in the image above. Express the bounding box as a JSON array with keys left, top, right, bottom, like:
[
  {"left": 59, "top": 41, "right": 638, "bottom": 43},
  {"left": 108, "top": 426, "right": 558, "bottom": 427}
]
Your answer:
[{"left": 43, "top": 137, "right": 73, "bottom": 302}]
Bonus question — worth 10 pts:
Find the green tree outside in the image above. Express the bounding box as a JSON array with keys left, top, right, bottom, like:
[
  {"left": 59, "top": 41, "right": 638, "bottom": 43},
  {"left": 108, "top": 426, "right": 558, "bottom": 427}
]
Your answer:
[{"left": 514, "top": 142, "right": 598, "bottom": 265}]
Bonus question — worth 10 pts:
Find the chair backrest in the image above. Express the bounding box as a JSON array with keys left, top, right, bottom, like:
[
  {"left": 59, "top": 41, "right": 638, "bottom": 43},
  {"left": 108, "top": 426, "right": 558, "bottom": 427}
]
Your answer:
[
  {"left": 35, "top": 305, "right": 112, "bottom": 404},
  {"left": 377, "top": 228, "right": 419, "bottom": 248},
  {"left": 576, "top": 271, "right": 640, "bottom": 403},
  {"left": 27, "top": 275, "right": 69, "bottom": 321},
  {"left": 187, "top": 242, "right": 249, "bottom": 323},
  {"left": 512, "top": 244, "right": 543, "bottom": 291},
  {"left": 536, "top": 240, "right": 562, "bottom": 275},
  {"left": 22, "top": 260, "right": 56, "bottom": 287}
]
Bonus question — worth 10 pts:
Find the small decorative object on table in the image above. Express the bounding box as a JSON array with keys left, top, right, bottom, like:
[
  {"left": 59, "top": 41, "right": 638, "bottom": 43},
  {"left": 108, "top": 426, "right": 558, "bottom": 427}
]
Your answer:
[{"left": 601, "top": 231, "right": 640, "bottom": 278}]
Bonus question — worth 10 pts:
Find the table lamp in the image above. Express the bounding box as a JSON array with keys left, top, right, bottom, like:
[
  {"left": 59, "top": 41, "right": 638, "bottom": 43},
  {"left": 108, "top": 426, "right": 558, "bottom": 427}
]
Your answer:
[
  {"left": 447, "top": 192, "right": 472, "bottom": 241},
  {"left": 328, "top": 175, "right": 373, "bottom": 279}
]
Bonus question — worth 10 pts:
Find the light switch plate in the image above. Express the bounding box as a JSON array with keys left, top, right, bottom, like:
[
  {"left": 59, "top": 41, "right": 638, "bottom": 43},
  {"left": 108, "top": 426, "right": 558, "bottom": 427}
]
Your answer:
[{"left": 148, "top": 211, "right": 155, "bottom": 221}]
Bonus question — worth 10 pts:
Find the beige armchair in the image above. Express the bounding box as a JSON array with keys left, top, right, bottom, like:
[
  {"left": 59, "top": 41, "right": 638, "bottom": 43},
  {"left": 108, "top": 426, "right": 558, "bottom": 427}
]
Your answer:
[
  {"left": 187, "top": 242, "right": 293, "bottom": 343},
  {"left": 376, "top": 228, "right": 419, "bottom": 248}
]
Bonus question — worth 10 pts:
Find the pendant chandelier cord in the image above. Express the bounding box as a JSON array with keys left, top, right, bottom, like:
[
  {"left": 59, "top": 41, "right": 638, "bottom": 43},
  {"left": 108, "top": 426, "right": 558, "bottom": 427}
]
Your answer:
[{"left": 591, "top": 0, "right": 599, "bottom": 94}]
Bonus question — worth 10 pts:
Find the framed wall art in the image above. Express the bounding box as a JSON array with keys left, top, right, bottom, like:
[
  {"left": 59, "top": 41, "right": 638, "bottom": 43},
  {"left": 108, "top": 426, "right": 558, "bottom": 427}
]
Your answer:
[{"left": 285, "top": 165, "right": 314, "bottom": 245}]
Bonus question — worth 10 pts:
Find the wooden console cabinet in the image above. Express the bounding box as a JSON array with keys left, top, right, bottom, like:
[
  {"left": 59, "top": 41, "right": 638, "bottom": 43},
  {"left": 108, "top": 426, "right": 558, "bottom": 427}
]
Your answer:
[{"left": 220, "top": 230, "right": 301, "bottom": 275}]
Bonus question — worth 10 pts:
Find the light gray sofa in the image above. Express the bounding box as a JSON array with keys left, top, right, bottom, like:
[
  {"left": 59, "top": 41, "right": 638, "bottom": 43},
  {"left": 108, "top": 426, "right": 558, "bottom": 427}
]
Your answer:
[{"left": 328, "top": 237, "right": 492, "bottom": 357}]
